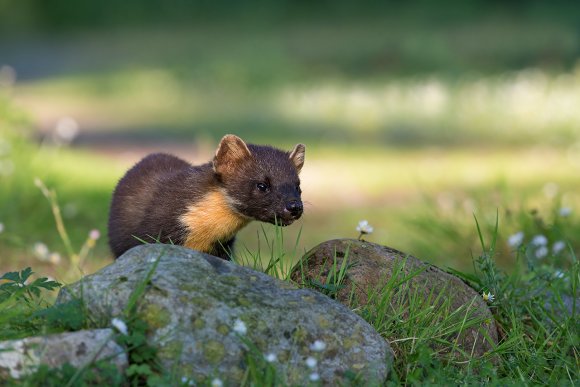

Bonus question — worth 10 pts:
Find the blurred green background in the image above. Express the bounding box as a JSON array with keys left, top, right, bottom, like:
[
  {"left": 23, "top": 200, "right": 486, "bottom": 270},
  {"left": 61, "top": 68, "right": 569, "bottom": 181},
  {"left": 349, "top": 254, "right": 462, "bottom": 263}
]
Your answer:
[{"left": 1, "top": 0, "right": 579, "bottom": 280}]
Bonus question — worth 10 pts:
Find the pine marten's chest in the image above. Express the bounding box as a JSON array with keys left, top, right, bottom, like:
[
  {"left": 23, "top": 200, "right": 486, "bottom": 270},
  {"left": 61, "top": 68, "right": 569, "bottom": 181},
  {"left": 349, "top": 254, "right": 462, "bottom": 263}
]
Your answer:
[{"left": 179, "top": 190, "right": 250, "bottom": 253}]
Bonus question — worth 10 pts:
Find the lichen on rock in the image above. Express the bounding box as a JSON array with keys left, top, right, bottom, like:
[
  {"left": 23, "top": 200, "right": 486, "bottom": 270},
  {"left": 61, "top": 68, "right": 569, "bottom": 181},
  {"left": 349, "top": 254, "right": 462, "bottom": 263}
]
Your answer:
[
  {"left": 138, "top": 303, "right": 171, "bottom": 329},
  {"left": 57, "top": 244, "right": 393, "bottom": 385}
]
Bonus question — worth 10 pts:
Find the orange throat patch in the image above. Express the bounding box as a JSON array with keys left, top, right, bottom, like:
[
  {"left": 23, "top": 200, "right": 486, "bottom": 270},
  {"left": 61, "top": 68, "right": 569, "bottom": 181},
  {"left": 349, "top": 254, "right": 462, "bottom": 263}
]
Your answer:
[{"left": 179, "top": 190, "right": 250, "bottom": 254}]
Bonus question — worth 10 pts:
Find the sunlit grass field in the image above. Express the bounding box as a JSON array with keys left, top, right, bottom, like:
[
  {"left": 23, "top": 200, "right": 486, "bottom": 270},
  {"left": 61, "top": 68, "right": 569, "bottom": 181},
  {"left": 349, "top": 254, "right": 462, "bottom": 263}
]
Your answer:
[
  {"left": 1, "top": 108, "right": 578, "bottom": 283},
  {"left": 17, "top": 66, "right": 580, "bottom": 148},
  {"left": 1, "top": 17, "right": 579, "bottom": 284}
]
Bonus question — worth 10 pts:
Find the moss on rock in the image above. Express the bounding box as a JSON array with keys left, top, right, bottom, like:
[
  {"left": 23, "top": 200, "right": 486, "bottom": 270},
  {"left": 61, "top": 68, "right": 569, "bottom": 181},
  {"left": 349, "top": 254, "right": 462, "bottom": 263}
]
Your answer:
[
  {"left": 57, "top": 244, "right": 392, "bottom": 385},
  {"left": 138, "top": 303, "right": 171, "bottom": 329},
  {"left": 202, "top": 340, "right": 226, "bottom": 364}
]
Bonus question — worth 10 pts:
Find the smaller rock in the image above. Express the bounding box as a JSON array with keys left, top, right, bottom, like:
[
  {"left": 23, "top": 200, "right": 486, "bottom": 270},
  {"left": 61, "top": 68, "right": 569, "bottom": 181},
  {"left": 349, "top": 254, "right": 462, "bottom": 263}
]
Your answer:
[
  {"left": 0, "top": 329, "right": 127, "bottom": 379},
  {"left": 291, "top": 239, "right": 499, "bottom": 359}
]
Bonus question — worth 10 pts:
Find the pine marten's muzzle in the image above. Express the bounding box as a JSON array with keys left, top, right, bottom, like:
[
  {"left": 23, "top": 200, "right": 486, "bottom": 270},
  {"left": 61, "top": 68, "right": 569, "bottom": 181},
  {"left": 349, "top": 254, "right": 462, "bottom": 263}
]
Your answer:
[
  {"left": 285, "top": 200, "right": 303, "bottom": 218},
  {"left": 275, "top": 199, "right": 302, "bottom": 226}
]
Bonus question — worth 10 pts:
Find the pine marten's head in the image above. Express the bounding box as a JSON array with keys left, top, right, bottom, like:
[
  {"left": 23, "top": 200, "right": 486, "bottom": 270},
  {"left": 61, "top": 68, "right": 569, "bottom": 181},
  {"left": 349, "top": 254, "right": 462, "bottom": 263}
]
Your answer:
[{"left": 213, "top": 135, "right": 305, "bottom": 226}]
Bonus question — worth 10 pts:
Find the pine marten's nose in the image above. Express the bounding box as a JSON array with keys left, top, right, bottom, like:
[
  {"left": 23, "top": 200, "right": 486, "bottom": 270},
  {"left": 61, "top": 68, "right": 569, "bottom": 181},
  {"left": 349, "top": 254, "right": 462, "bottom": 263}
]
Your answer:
[{"left": 286, "top": 200, "right": 303, "bottom": 217}]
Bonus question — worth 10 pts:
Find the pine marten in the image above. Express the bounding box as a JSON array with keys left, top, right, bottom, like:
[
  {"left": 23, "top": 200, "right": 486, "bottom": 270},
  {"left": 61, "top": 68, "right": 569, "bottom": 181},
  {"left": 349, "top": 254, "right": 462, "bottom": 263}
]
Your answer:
[{"left": 108, "top": 135, "right": 305, "bottom": 260}]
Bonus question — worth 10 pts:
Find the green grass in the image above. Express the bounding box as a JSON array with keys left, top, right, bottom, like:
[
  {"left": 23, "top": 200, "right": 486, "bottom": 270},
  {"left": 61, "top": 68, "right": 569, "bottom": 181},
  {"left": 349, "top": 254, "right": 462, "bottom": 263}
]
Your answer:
[
  {"left": 1, "top": 209, "right": 577, "bottom": 385},
  {"left": 2, "top": 89, "right": 580, "bottom": 278},
  {"left": 3, "top": 19, "right": 579, "bottom": 277},
  {"left": 1, "top": 10, "right": 579, "bottom": 384},
  {"left": 14, "top": 66, "right": 580, "bottom": 148},
  {"left": 3, "top": 14, "right": 580, "bottom": 275},
  {"left": 1, "top": 121, "right": 578, "bottom": 384}
]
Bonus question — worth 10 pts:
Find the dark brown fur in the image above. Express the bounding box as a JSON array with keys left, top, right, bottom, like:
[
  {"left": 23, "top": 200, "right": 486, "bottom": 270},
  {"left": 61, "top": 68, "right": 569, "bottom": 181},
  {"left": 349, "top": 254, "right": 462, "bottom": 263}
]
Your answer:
[{"left": 108, "top": 135, "right": 305, "bottom": 259}]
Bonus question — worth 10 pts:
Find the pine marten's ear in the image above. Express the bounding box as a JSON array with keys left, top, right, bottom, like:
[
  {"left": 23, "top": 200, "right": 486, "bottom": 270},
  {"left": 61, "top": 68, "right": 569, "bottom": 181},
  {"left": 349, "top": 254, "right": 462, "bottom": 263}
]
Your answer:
[
  {"left": 289, "top": 143, "right": 305, "bottom": 174},
  {"left": 213, "top": 134, "right": 253, "bottom": 176}
]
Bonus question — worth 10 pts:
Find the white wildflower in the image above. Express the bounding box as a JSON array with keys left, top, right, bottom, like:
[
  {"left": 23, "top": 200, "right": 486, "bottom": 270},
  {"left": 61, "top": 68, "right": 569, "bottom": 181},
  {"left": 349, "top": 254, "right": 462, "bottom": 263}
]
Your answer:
[
  {"left": 356, "top": 220, "right": 374, "bottom": 235},
  {"left": 233, "top": 318, "right": 247, "bottom": 335},
  {"left": 309, "top": 372, "right": 320, "bottom": 382},
  {"left": 33, "top": 242, "right": 50, "bottom": 260},
  {"left": 559, "top": 207, "right": 572, "bottom": 217},
  {"left": 211, "top": 378, "right": 223, "bottom": 387},
  {"left": 554, "top": 270, "right": 565, "bottom": 279},
  {"left": 264, "top": 353, "right": 277, "bottom": 363},
  {"left": 54, "top": 117, "right": 79, "bottom": 144},
  {"left": 111, "top": 317, "right": 128, "bottom": 335},
  {"left": 48, "top": 252, "right": 61, "bottom": 265},
  {"left": 306, "top": 356, "right": 317, "bottom": 368},
  {"left": 309, "top": 340, "right": 326, "bottom": 352},
  {"left": 531, "top": 235, "right": 548, "bottom": 246},
  {"left": 482, "top": 291, "right": 495, "bottom": 303},
  {"left": 552, "top": 241, "right": 566, "bottom": 255},
  {"left": 507, "top": 231, "right": 524, "bottom": 248},
  {"left": 535, "top": 246, "right": 549, "bottom": 259},
  {"left": 86, "top": 229, "right": 101, "bottom": 248},
  {"left": 0, "top": 222, "right": 4, "bottom": 234},
  {"left": 89, "top": 229, "right": 101, "bottom": 240}
]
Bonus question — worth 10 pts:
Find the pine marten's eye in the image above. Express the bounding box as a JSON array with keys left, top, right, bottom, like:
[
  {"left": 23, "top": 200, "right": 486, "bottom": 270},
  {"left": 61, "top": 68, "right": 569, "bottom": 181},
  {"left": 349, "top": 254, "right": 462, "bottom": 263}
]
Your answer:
[{"left": 256, "top": 182, "right": 270, "bottom": 192}]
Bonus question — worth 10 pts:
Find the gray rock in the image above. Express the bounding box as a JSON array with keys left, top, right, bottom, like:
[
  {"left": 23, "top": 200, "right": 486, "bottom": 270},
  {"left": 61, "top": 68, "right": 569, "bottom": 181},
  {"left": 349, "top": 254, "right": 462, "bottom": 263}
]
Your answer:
[
  {"left": 0, "top": 329, "right": 127, "bottom": 379},
  {"left": 57, "top": 244, "right": 393, "bottom": 385},
  {"left": 290, "top": 239, "right": 499, "bottom": 359}
]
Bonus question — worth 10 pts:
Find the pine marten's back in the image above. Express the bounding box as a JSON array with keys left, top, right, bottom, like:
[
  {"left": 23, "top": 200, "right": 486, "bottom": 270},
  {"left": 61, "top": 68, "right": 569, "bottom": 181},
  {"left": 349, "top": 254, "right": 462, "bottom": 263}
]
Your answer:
[
  {"left": 108, "top": 135, "right": 305, "bottom": 259},
  {"left": 108, "top": 153, "right": 206, "bottom": 257}
]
